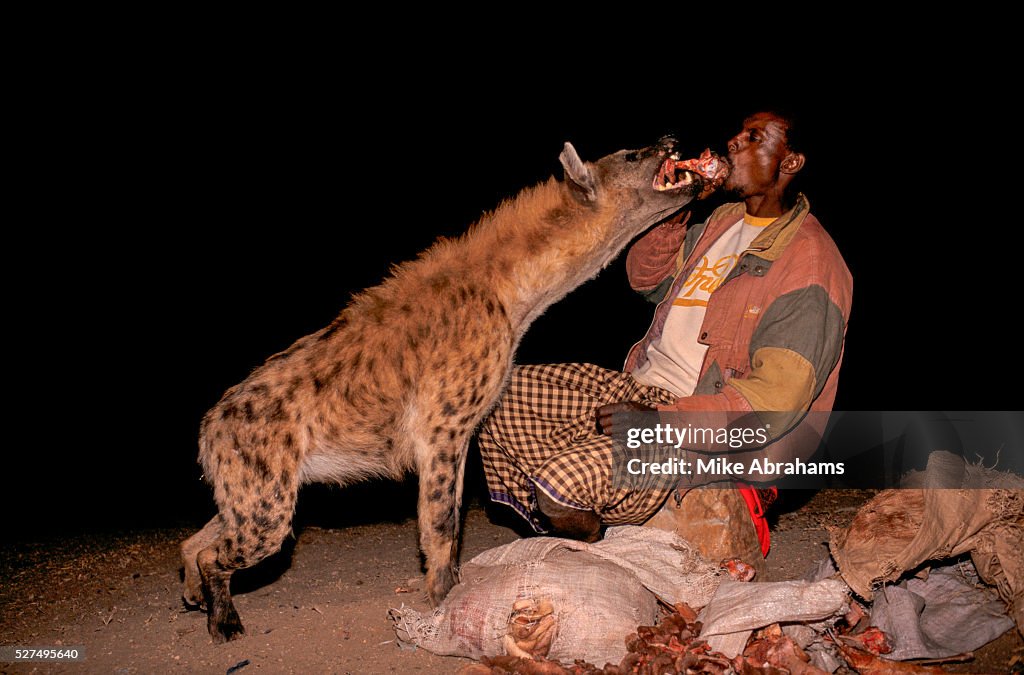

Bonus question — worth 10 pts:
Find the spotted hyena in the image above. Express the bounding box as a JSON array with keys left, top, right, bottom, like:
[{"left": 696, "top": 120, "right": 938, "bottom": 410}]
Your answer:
[{"left": 181, "top": 136, "right": 713, "bottom": 642}]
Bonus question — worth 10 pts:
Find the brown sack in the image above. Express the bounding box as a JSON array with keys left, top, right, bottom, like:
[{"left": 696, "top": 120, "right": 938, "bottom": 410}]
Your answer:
[
  {"left": 828, "top": 489, "right": 926, "bottom": 599},
  {"left": 829, "top": 451, "right": 1024, "bottom": 634},
  {"left": 967, "top": 504, "right": 1024, "bottom": 632}
]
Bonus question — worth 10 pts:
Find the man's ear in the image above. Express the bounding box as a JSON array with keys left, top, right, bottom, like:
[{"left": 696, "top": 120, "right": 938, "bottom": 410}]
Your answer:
[
  {"left": 559, "top": 142, "right": 597, "bottom": 203},
  {"left": 781, "top": 151, "right": 805, "bottom": 175}
]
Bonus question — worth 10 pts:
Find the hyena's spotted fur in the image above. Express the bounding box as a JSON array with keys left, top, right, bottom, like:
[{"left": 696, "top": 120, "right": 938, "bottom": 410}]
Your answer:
[{"left": 182, "top": 138, "right": 702, "bottom": 642}]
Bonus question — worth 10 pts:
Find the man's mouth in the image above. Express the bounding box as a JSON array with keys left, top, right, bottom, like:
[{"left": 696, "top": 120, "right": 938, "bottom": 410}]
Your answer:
[{"left": 653, "top": 149, "right": 730, "bottom": 193}]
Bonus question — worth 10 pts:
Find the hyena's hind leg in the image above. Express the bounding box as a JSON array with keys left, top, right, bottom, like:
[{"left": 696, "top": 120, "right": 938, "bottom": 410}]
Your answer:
[
  {"left": 181, "top": 515, "right": 223, "bottom": 609},
  {"left": 197, "top": 471, "right": 298, "bottom": 643},
  {"left": 417, "top": 436, "right": 472, "bottom": 606}
]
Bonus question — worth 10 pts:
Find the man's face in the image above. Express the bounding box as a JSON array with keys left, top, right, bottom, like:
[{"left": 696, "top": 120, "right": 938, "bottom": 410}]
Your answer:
[{"left": 723, "top": 112, "right": 793, "bottom": 199}]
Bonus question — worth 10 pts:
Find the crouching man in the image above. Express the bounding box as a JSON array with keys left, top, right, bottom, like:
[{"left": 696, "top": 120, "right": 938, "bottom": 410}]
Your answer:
[{"left": 478, "top": 111, "right": 852, "bottom": 572}]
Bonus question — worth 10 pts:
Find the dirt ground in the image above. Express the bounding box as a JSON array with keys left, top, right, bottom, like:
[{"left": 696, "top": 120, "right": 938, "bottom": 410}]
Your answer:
[{"left": 2, "top": 486, "right": 1021, "bottom": 674}]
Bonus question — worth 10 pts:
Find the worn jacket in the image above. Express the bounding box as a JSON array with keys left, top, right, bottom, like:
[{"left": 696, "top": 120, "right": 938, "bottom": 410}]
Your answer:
[{"left": 624, "top": 194, "right": 853, "bottom": 456}]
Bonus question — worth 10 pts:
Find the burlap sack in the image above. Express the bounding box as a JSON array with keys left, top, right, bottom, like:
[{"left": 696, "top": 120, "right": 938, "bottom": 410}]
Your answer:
[
  {"left": 869, "top": 562, "right": 1015, "bottom": 660},
  {"left": 644, "top": 486, "right": 767, "bottom": 580},
  {"left": 698, "top": 579, "right": 849, "bottom": 657},
  {"left": 971, "top": 516, "right": 1024, "bottom": 632},
  {"left": 829, "top": 451, "right": 1024, "bottom": 634},
  {"left": 391, "top": 526, "right": 722, "bottom": 665}
]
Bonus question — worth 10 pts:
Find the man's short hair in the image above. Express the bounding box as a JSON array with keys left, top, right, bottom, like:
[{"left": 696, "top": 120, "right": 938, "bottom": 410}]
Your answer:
[
  {"left": 760, "top": 109, "right": 805, "bottom": 156},
  {"left": 748, "top": 108, "right": 808, "bottom": 206}
]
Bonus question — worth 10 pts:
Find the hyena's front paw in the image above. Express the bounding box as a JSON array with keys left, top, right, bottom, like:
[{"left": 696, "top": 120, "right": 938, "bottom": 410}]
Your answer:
[
  {"left": 426, "top": 565, "right": 458, "bottom": 607},
  {"left": 182, "top": 581, "right": 206, "bottom": 611}
]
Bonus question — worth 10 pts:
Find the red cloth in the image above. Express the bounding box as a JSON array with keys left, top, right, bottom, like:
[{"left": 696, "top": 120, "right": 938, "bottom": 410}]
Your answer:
[{"left": 737, "top": 483, "right": 776, "bottom": 557}]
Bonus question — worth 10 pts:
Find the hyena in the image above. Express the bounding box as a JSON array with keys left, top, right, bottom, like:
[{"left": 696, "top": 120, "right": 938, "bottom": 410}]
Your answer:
[{"left": 182, "top": 136, "right": 712, "bottom": 642}]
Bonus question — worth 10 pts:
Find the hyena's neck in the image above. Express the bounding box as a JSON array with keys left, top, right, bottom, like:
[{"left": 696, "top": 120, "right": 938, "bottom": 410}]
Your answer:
[{"left": 465, "top": 177, "right": 642, "bottom": 334}]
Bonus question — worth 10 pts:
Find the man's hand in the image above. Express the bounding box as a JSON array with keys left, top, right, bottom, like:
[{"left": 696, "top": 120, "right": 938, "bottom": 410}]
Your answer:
[{"left": 595, "top": 401, "right": 655, "bottom": 436}]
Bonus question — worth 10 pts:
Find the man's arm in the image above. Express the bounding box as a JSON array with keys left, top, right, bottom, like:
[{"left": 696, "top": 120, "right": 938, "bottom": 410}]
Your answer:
[
  {"left": 625, "top": 211, "right": 690, "bottom": 303},
  {"left": 659, "top": 282, "right": 847, "bottom": 439}
]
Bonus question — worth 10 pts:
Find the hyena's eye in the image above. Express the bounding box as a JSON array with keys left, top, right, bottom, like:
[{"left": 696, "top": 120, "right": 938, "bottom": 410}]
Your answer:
[{"left": 624, "top": 152, "right": 639, "bottom": 163}]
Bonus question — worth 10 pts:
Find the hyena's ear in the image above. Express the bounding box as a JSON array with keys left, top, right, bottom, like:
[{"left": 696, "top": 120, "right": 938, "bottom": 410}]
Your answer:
[{"left": 560, "top": 142, "right": 597, "bottom": 204}]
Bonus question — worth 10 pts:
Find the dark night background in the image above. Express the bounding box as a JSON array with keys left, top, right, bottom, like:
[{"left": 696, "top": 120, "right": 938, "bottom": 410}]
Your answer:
[{"left": 8, "top": 54, "right": 1014, "bottom": 542}]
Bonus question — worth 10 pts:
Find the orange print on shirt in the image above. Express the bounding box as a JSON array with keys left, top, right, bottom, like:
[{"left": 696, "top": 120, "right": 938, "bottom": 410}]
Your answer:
[{"left": 674, "top": 254, "right": 739, "bottom": 307}]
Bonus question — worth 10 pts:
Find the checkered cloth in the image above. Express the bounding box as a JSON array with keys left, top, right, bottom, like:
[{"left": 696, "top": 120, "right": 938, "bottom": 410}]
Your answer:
[{"left": 478, "top": 362, "right": 679, "bottom": 532}]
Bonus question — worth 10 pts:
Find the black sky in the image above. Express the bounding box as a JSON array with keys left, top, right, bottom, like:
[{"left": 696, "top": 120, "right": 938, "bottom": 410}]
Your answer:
[{"left": 11, "top": 61, "right": 1013, "bottom": 538}]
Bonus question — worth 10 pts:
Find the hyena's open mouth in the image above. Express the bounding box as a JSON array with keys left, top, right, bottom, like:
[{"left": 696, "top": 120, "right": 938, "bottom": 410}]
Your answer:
[{"left": 652, "top": 148, "right": 729, "bottom": 193}]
